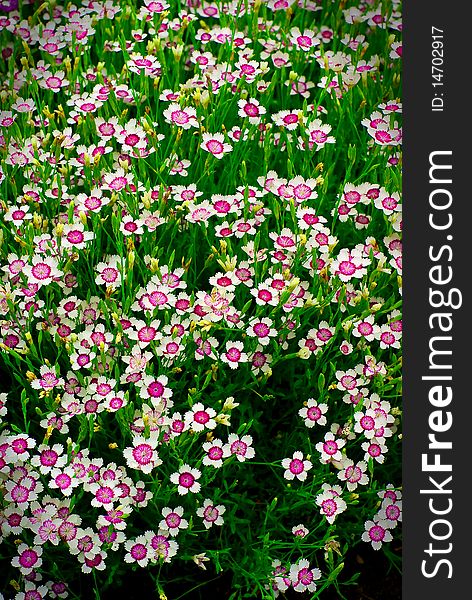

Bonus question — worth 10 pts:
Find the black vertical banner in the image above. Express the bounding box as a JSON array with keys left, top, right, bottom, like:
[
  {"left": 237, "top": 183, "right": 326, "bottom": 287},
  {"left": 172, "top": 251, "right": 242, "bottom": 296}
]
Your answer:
[{"left": 404, "top": 1, "right": 469, "bottom": 598}]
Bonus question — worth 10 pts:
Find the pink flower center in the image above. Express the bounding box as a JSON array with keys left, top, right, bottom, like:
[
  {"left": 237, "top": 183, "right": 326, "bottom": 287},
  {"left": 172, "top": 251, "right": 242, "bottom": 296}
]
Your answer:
[
  {"left": 230, "top": 440, "right": 248, "bottom": 455},
  {"left": 132, "top": 444, "right": 153, "bottom": 465},
  {"left": 321, "top": 499, "right": 337, "bottom": 516},
  {"left": 179, "top": 473, "right": 195, "bottom": 488},
  {"left": 124, "top": 133, "right": 140, "bottom": 146},
  {"left": 203, "top": 506, "right": 219, "bottom": 521},
  {"left": 307, "top": 406, "right": 321, "bottom": 421},
  {"left": 166, "top": 512, "right": 181, "bottom": 528},
  {"left": 360, "top": 415, "right": 375, "bottom": 430},
  {"left": 226, "top": 347, "right": 241, "bottom": 362},
  {"left": 206, "top": 140, "right": 224, "bottom": 154},
  {"left": 369, "top": 524, "right": 386, "bottom": 541},
  {"left": 147, "top": 381, "right": 164, "bottom": 397},
  {"left": 323, "top": 440, "right": 339, "bottom": 455},
  {"left": 208, "top": 446, "right": 223, "bottom": 460},
  {"left": 194, "top": 410, "right": 210, "bottom": 424},
  {"left": 339, "top": 261, "right": 356, "bottom": 276},
  {"left": 31, "top": 263, "right": 52, "bottom": 280},
  {"left": 290, "top": 458, "right": 304, "bottom": 474}
]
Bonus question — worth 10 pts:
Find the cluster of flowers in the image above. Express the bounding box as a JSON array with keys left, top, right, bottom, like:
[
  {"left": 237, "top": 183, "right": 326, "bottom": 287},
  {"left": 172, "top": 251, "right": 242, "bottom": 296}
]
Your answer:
[{"left": 0, "top": 0, "right": 402, "bottom": 596}]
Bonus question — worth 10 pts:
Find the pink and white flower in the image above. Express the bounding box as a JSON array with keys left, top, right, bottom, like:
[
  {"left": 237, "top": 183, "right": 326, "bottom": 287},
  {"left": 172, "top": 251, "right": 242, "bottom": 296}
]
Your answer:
[
  {"left": 196, "top": 499, "right": 226, "bottom": 528},
  {"left": 362, "top": 519, "right": 393, "bottom": 550},
  {"left": 170, "top": 464, "right": 201, "bottom": 495},
  {"left": 123, "top": 435, "right": 162, "bottom": 474},
  {"left": 282, "top": 451, "right": 312, "bottom": 481},
  {"left": 200, "top": 132, "right": 233, "bottom": 159},
  {"left": 289, "top": 558, "right": 321, "bottom": 593}
]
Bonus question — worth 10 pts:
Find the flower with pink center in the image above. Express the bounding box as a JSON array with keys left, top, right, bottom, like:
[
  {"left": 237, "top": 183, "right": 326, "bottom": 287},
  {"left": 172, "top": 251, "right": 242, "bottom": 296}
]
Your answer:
[
  {"left": 196, "top": 499, "right": 226, "bottom": 529},
  {"left": 61, "top": 223, "right": 94, "bottom": 250},
  {"left": 68, "top": 527, "right": 98, "bottom": 556},
  {"left": 378, "top": 325, "right": 401, "bottom": 349},
  {"left": 4, "top": 204, "right": 32, "bottom": 225},
  {"left": 282, "top": 451, "right": 312, "bottom": 481},
  {"left": 115, "top": 120, "right": 148, "bottom": 152},
  {"left": 224, "top": 434, "right": 255, "bottom": 463},
  {"left": 95, "top": 117, "right": 119, "bottom": 139},
  {"left": 237, "top": 97, "right": 266, "bottom": 124},
  {"left": 5, "top": 434, "right": 35, "bottom": 463},
  {"left": 315, "top": 432, "right": 346, "bottom": 464},
  {"left": 316, "top": 484, "right": 347, "bottom": 524},
  {"left": 79, "top": 548, "right": 108, "bottom": 573},
  {"left": 200, "top": 132, "right": 233, "bottom": 159},
  {"left": 185, "top": 200, "right": 215, "bottom": 224},
  {"left": 95, "top": 256, "right": 123, "bottom": 289},
  {"left": 148, "top": 530, "right": 179, "bottom": 563},
  {"left": 170, "top": 464, "right": 201, "bottom": 495},
  {"left": 269, "top": 227, "right": 297, "bottom": 251},
  {"left": 377, "top": 498, "right": 402, "bottom": 528},
  {"left": 30, "top": 444, "right": 66, "bottom": 475},
  {"left": 123, "top": 435, "right": 162, "bottom": 474},
  {"left": 155, "top": 337, "right": 184, "bottom": 362},
  {"left": 251, "top": 284, "right": 278, "bottom": 306},
  {"left": 163, "top": 103, "right": 198, "bottom": 129},
  {"left": 30, "top": 365, "right": 64, "bottom": 391},
  {"left": 354, "top": 409, "right": 386, "bottom": 439},
  {"left": 352, "top": 314, "right": 380, "bottom": 341},
  {"left": 49, "top": 467, "right": 79, "bottom": 496},
  {"left": 202, "top": 438, "right": 230, "bottom": 468},
  {"left": 298, "top": 398, "right": 328, "bottom": 428},
  {"left": 144, "top": 0, "right": 169, "bottom": 13},
  {"left": 159, "top": 506, "right": 188, "bottom": 536},
  {"left": 70, "top": 348, "right": 96, "bottom": 371},
  {"left": 23, "top": 256, "right": 62, "bottom": 288},
  {"left": 137, "top": 375, "right": 173, "bottom": 407},
  {"left": 208, "top": 271, "right": 239, "bottom": 292},
  {"left": 268, "top": 559, "right": 292, "bottom": 595},
  {"left": 88, "top": 482, "right": 120, "bottom": 508},
  {"left": 220, "top": 340, "right": 247, "bottom": 369},
  {"left": 119, "top": 215, "right": 144, "bottom": 236},
  {"left": 285, "top": 74, "right": 314, "bottom": 99},
  {"left": 362, "top": 519, "right": 393, "bottom": 550},
  {"left": 290, "top": 27, "right": 319, "bottom": 52},
  {"left": 301, "top": 118, "right": 335, "bottom": 150},
  {"left": 272, "top": 109, "right": 302, "bottom": 130},
  {"left": 76, "top": 189, "right": 109, "bottom": 214},
  {"left": 172, "top": 183, "right": 203, "bottom": 204},
  {"left": 194, "top": 334, "right": 218, "bottom": 361},
  {"left": 390, "top": 41, "right": 402, "bottom": 60},
  {"left": 47, "top": 580, "right": 68, "bottom": 598},
  {"left": 289, "top": 558, "right": 321, "bottom": 593},
  {"left": 16, "top": 580, "right": 49, "bottom": 600},
  {"left": 362, "top": 439, "right": 388, "bottom": 464},
  {"left": 39, "top": 70, "right": 68, "bottom": 92},
  {"left": 246, "top": 317, "right": 276, "bottom": 346},
  {"left": 164, "top": 412, "right": 185, "bottom": 439},
  {"left": 292, "top": 524, "right": 309, "bottom": 538},
  {"left": 11, "top": 97, "right": 35, "bottom": 113},
  {"left": 4, "top": 479, "right": 36, "bottom": 507},
  {"left": 374, "top": 189, "right": 402, "bottom": 215},
  {"left": 127, "top": 53, "right": 161, "bottom": 76},
  {"left": 336, "top": 369, "right": 363, "bottom": 394},
  {"left": 69, "top": 93, "right": 103, "bottom": 114},
  {"left": 103, "top": 168, "right": 133, "bottom": 192},
  {"left": 184, "top": 402, "right": 217, "bottom": 432},
  {"left": 11, "top": 544, "right": 43, "bottom": 575},
  {"left": 124, "top": 535, "right": 151, "bottom": 567},
  {"left": 337, "top": 458, "right": 369, "bottom": 491},
  {"left": 331, "top": 248, "right": 370, "bottom": 282}
]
